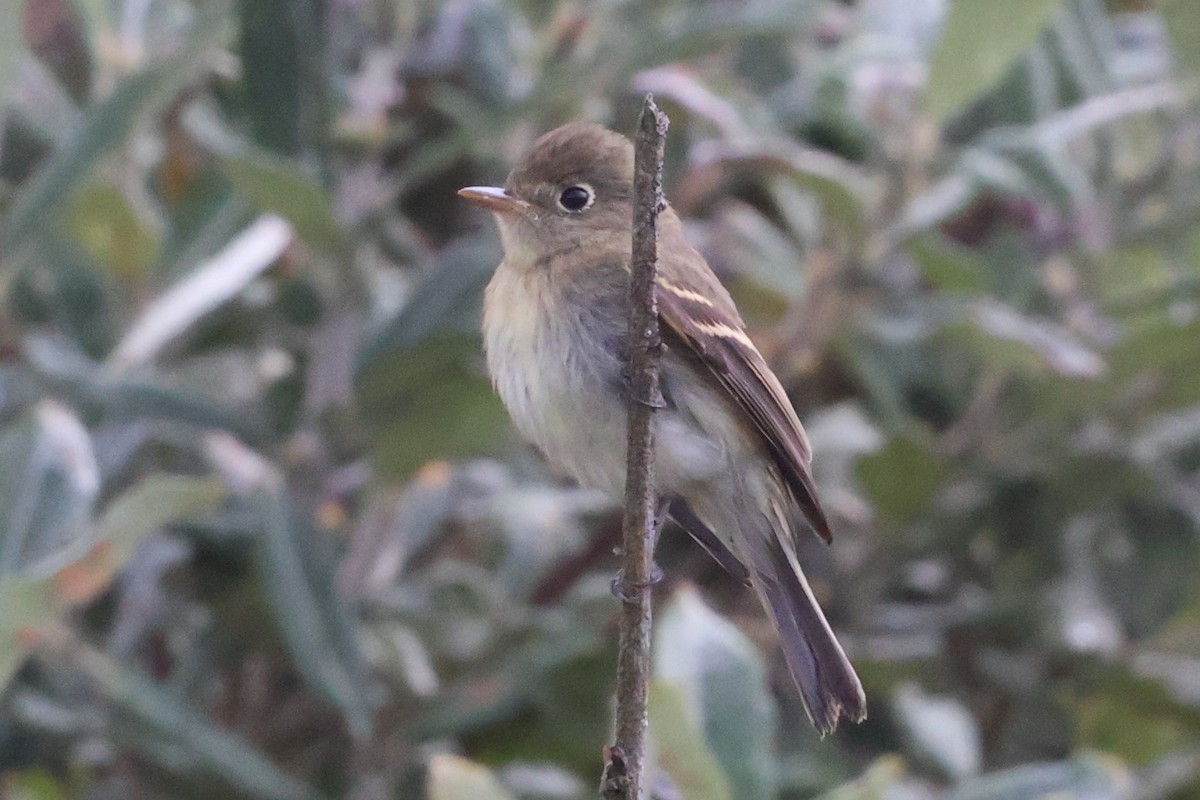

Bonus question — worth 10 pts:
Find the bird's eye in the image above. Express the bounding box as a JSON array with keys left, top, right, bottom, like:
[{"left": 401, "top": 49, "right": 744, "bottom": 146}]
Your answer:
[{"left": 557, "top": 184, "right": 593, "bottom": 212}]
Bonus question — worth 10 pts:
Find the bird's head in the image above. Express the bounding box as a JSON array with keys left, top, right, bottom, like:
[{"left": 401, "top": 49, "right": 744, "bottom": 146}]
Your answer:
[{"left": 458, "top": 122, "right": 637, "bottom": 268}]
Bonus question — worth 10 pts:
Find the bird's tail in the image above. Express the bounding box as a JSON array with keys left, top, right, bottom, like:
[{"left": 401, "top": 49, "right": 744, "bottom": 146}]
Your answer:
[
  {"left": 751, "top": 527, "right": 866, "bottom": 735},
  {"left": 682, "top": 491, "right": 866, "bottom": 733}
]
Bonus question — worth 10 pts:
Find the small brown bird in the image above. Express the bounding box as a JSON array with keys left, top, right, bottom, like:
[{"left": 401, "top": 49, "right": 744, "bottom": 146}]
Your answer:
[{"left": 459, "top": 122, "right": 866, "bottom": 733}]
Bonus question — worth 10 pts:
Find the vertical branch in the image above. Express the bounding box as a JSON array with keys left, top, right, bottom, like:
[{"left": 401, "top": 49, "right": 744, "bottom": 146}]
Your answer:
[{"left": 601, "top": 96, "right": 668, "bottom": 800}]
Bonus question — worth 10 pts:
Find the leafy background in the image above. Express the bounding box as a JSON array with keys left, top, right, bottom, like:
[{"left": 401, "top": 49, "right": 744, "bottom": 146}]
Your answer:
[{"left": 0, "top": 0, "right": 1198, "bottom": 798}]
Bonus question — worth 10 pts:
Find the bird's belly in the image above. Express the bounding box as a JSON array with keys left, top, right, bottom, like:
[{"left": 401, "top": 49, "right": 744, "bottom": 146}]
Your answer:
[
  {"left": 484, "top": 268, "right": 724, "bottom": 497},
  {"left": 488, "top": 322, "right": 627, "bottom": 493},
  {"left": 538, "top": 377, "right": 630, "bottom": 495},
  {"left": 511, "top": 363, "right": 726, "bottom": 498},
  {"left": 484, "top": 267, "right": 625, "bottom": 493}
]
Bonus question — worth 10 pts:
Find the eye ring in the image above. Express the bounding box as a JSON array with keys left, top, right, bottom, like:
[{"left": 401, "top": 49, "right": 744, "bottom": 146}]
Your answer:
[{"left": 557, "top": 184, "right": 594, "bottom": 212}]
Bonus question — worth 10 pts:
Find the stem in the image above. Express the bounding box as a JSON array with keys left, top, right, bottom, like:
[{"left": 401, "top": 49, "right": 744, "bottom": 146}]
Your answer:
[{"left": 600, "top": 95, "right": 668, "bottom": 800}]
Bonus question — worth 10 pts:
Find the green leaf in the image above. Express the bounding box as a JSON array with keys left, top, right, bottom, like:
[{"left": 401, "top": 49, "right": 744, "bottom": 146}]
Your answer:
[
  {"left": 0, "top": 0, "right": 28, "bottom": 93},
  {"left": 1109, "top": 315, "right": 1200, "bottom": 412},
  {"left": 776, "top": 159, "right": 870, "bottom": 246},
  {"left": 358, "top": 334, "right": 510, "bottom": 479},
  {"left": 0, "top": 476, "right": 224, "bottom": 691},
  {"left": 220, "top": 153, "right": 350, "bottom": 258},
  {"left": 715, "top": 201, "right": 807, "bottom": 300},
  {"left": 925, "top": 0, "right": 1067, "bottom": 124},
  {"left": 13, "top": 241, "right": 116, "bottom": 357},
  {"left": 0, "top": 576, "right": 58, "bottom": 690},
  {"left": 0, "top": 1, "right": 232, "bottom": 260},
  {"left": 253, "top": 483, "right": 373, "bottom": 737},
  {"left": 427, "top": 754, "right": 517, "bottom": 800},
  {"left": 944, "top": 753, "right": 1132, "bottom": 800},
  {"left": 66, "top": 183, "right": 159, "bottom": 280},
  {"left": 703, "top": 144, "right": 872, "bottom": 245},
  {"left": 1074, "top": 666, "right": 1200, "bottom": 767},
  {"left": 655, "top": 586, "right": 777, "bottom": 800},
  {"left": 856, "top": 435, "right": 946, "bottom": 525},
  {"left": 68, "top": 643, "right": 322, "bottom": 800},
  {"left": 238, "top": 0, "right": 320, "bottom": 155},
  {"left": 907, "top": 237, "right": 989, "bottom": 292},
  {"left": 420, "top": 601, "right": 612, "bottom": 773},
  {"left": 0, "top": 769, "right": 71, "bottom": 800},
  {"left": 52, "top": 474, "right": 229, "bottom": 608},
  {"left": 89, "top": 380, "right": 267, "bottom": 443},
  {"left": 456, "top": 0, "right": 521, "bottom": 107},
  {"left": 0, "top": 403, "right": 98, "bottom": 575},
  {"left": 356, "top": 240, "right": 513, "bottom": 479},
  {"left": 965, "top": 300, "right": 1105, "bottom": 379},
  {"left": 24, "top": 335, "right": 263, "bottom": 442},
  {"left": 1165, "top": 0, "right": 1200, "bottom": 76},
  {"left": 355, "top": 238, "right": 495, "bottom": 370},
  {"left": 813, "top": 756, "right": 909, "bottom": 800},
  {"left": 96, "top": 475, "right": 227, "bottom": 568},
  {"left": 648, "top": 681, "right": 733, "bottom": 800}
]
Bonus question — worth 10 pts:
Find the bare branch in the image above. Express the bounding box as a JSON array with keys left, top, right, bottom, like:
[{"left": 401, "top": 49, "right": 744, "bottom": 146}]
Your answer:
[{"left": 600, "top": 95, "right": 669, "bottom": 800}]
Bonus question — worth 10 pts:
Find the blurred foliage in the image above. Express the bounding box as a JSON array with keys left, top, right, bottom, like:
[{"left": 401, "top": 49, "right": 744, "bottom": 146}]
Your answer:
[{"left": 0, "top": 0, "right": 1199, "bottom": 798}]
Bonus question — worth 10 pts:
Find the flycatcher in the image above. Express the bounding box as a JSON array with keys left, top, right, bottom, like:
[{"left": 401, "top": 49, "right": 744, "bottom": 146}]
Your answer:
[{"left": 459, "top": 122, "right": 866, "bottom": 733}]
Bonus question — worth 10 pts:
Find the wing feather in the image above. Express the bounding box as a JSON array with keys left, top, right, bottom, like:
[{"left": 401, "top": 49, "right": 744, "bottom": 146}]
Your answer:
[{"left": 655, "top": 259, "right": 832, "bottom": 543}]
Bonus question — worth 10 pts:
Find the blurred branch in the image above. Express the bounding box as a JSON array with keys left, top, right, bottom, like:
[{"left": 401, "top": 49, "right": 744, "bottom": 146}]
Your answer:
[
  {"left": 1031, "top": 81, "right": 1186, "bottom": 147},
  {"left": 601, "top": 95, "right": 668, "bottom": 800}
]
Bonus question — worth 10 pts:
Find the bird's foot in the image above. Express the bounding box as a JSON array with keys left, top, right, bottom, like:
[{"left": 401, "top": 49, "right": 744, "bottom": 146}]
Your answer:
[
  {"left": 619, "top": 368, "right": 667, "bottom": 409},
  {"left": 609, "top": 563, "right": 664, "bottom": 604}
]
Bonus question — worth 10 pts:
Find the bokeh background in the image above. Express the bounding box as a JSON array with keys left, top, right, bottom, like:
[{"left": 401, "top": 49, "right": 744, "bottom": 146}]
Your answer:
[{"left": 1, "top": 0, "right": 1199, "bottom": 798}]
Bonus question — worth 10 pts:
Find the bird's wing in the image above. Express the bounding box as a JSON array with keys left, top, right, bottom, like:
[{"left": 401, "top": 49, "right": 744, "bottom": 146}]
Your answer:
[
  {"left": 655, "top": 250, "right": 832, "bottom": 543},
  {"left": 668, "top": 498, "right": 751, "bottom": 583}
]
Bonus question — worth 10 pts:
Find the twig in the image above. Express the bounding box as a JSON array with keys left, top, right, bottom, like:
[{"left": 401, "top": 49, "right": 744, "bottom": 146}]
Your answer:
[{"left": 600, "top": 96, "right": 668, "bottom": 800}]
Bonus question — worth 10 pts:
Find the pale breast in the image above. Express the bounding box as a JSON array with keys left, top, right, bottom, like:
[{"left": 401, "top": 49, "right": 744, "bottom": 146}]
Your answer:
[
  {"left": 482, "top": 260, "right": 730, "bottom": 498},
  {"left": 482, "top": 263, "right": 629, "bottom": 494}
]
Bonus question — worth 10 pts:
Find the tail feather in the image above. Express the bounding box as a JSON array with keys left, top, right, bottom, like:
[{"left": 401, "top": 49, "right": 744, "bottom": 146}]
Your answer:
[
  {"left": 754, "top": 536, "right": 866, "bottom": 735},
  {"left": 682, "top": 491, "right": 866, "bottom": 733},
  {"left": 669, "top": 498, "right": 751, "bottom": 585}
]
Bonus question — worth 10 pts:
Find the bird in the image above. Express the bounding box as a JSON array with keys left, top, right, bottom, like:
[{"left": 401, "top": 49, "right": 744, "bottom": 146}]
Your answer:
[{"left": 458, "top": 121, "right": 866, "bottom": 733}]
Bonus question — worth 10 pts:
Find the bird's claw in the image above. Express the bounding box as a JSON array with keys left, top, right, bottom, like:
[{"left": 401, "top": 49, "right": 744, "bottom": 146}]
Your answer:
[
  {"left": 619, "top": 369, "right": 667, "bottom": 409},
  {"left": 633, "top": 393, "right": 667, "bottom": 410},
  {"left": 609, "top": 564, "right": 664, "bottom": 604}
]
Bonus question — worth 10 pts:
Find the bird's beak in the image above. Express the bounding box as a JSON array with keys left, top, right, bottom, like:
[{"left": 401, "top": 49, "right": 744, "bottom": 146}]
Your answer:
[{"left": 457, "top": 186, "right": 533, "bottom": 216}]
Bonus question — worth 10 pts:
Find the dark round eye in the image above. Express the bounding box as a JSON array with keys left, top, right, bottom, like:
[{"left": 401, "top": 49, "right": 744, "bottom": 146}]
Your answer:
[{"left": 558, "top": 185, "right": 593, "bottom": 212}]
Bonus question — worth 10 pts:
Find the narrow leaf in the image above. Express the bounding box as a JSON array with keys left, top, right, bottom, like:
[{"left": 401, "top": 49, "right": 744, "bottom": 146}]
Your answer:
[
  {"left": 0, "top": 475, "right": 226, "bottom": 691},
  {"left": 253, "top": 483, "right": 373, "bottom": 737},
  {"left": 105, "top": 215, "right": 294, "bottom": 373},
  {"left": 92, "top": 476, "right": 226, "bottom": 575},
  {"left": 0, "top": 576, "right": 58, "bottom": 689},
  {"left": 66, "top": 183, "right": 160, "bottom": 280},
  {"left": 0, "top": 0, "right": 28, "bottom": 92},
  {"left": 1, "top": 2, "right": 232, "bottom": 259},
  {"left": 221, "top": 153, "right": 350, "bottom": 258},
  {"left": 655, "top": 586, "right": 778, "bottom": 800},
  {"left": 0, "top": 402, "right": 98, "bottom": 575},
  {"left": 427, "top": 754, "right": 517, "bottom": 800},
  {"left": 1165, "top": 0, "right": 1200, "bottom": 75},
  {"left": 648, "top": 681, "right": 732, "bottom": 800},
  {"left": 944, "top": 753, "right": 1132, "bottom": 800},
  {"left": 813, "top": 757, "right": 909, "bottom": 800},
  {"left": 892, "top": 682, "right": 982, "bottom": 780},
  {"left": 925, "top": 0, "right": 1067, "bottom": 123},
  {"left": 67, "top": 643, "right": 322, "bottom": 800}
]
